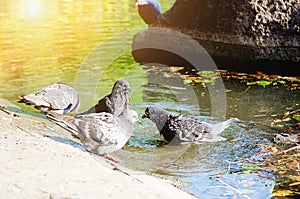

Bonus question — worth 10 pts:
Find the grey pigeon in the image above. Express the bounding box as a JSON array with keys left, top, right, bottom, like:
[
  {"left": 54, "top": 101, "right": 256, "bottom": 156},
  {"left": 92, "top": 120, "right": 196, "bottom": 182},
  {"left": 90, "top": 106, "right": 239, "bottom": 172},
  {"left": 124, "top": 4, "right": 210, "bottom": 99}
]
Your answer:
[
  {"left": 46, "top": 109, "right": 139, "bottom": 155},
  {"left": 81, "top": 80, "right": 131, "bottom": 116},
  {"left": 19, "top": 82, "right": 80, "bottom": 114},
  {"left": 142, "top": 105, "right": 239, "bottom": 143}
]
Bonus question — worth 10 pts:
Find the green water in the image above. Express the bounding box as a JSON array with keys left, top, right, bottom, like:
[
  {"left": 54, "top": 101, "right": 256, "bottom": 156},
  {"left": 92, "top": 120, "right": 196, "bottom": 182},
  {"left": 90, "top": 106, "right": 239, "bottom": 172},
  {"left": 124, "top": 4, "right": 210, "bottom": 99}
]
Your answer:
[
  {"left": 1, "top": 1, "right": 299, "bottom": 198},
  {"left": 0, "top": 0, "right": 173, "bottom": 110}
]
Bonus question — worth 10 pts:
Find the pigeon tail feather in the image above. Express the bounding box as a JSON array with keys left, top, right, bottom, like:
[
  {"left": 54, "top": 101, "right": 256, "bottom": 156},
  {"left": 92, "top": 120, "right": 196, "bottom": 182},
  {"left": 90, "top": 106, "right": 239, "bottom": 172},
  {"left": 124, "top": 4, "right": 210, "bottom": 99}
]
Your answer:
[
  {"left": 211, "top": 118, "right": 239, "bottom": 134},
  {"left": 46, "top": 112, "right": 79, "bottom": 138}
]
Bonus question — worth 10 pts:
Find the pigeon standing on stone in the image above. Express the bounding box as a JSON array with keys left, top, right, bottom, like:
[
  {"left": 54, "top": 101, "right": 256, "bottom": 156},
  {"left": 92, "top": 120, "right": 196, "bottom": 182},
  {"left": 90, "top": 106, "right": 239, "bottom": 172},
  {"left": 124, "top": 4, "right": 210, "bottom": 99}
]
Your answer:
[
  {"left": 19, "top": 82, "right": 80, "bottom": 115},
  {"left": 47, "top": 110, "right": 139, "bottom": 156},
  {"left": 142, "top": 105, "right": 239, "bottom": 143},
  {"left": 46, "top": 80, "right": 139, "bottom": 158},
  {"left": 81, "top": 80, "right": 131, "bottom": 116},
  {"left": 136, "top": 0, "right": 162, "bottom": 25}
]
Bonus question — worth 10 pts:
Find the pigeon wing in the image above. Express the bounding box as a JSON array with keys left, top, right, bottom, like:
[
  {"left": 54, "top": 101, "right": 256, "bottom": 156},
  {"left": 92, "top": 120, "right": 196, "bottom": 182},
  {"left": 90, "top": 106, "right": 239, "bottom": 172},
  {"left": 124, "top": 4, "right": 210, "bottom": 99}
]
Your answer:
[
  {"left": 75, "top": 113, "right": 129, "bottom": 154},
  {"left": 46, "top": 111, "right": 79, "bottom": 138},
  {"left": 83, "top": 94, "right": 112, "bottom": 114},
  {"left": 174, "top": 116, "right": 212, "bottom": 142}
]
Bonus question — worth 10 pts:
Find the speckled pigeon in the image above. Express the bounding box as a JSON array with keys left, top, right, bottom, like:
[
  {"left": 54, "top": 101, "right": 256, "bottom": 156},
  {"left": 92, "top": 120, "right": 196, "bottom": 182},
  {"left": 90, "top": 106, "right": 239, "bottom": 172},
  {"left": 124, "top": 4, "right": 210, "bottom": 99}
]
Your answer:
[{"left": 142, "top": 105, "right": 239, "bottom": 143}]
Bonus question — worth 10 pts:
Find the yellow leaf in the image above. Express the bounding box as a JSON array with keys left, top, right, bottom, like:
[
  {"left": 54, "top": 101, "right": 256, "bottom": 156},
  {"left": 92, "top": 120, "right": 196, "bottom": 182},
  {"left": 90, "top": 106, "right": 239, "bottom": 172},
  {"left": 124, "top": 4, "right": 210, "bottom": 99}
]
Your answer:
[
  {"left": 228, "top": 138, "right": 241, "bottom": 142},
  {"left": 272, "top": 190, "right": 293, "bottom": 197},
  {"left": 289, "top": 181, "right": 300, "bottom": 186},
  {"left": 282, "top": 117, "right": 292, "bottom": 122},
  {"left": 169, "top": 66, "right": 184, "bottom": 72},
  {"left": 278, "top": 170, "right": 287, "bottom": 174},
  {"left": 288, "top": 176, "right": 300, "bottom": 181},
  {"left": 271, "top": 147, "right": 278, "bottom": 153}
]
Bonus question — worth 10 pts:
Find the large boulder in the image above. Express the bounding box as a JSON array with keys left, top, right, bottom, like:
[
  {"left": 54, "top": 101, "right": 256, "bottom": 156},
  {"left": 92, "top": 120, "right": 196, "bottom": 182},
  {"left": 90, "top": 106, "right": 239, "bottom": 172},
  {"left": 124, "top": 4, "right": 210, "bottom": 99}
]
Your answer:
[{"left": 132, "top": 0, "right": 299, "bottom": 75}]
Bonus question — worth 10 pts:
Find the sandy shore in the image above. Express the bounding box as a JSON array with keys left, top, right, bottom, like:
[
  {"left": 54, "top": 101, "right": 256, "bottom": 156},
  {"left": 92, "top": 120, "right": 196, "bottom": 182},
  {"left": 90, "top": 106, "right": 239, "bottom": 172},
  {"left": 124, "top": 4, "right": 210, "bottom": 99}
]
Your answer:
[{"left": 0, "top": 98, "right": 196, "bottom": 199}]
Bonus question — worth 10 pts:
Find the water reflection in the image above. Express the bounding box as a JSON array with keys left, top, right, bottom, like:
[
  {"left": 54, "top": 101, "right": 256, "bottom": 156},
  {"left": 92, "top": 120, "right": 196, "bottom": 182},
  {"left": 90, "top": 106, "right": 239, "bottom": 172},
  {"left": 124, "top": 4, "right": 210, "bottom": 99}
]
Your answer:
[
  {"left": 13, "top": 0, "right": 57, "bottom": 21},
  {"left": 1, "top": 0, "right": 172, "bottom": 101}
]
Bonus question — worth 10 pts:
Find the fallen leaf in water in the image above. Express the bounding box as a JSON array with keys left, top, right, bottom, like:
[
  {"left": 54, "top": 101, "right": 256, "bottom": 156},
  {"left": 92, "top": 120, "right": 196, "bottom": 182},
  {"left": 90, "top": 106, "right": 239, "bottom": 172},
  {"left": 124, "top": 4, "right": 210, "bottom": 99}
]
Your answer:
[
  {"left": 286, "top": 160, "right": 300, "bottom": 170},
  {"left": 247, "top": 82, "right": 257, "bottom": 86},
  {"left": 278, "top": 169, "right": 288, "bottom": 174},
  {"left": 254, "top": 114, "right": 266, "bottom": 118},
  {"left": 289, "top": 181, "right": 300, "bottom": 186},
  {"left": 282, "top": 117, "right": 292, "bottom": 122},
  {"left": 169, "top": 66, "right": 184, "bottom": 72},
  {"left": 258, "top": 109, "right": 267, "bottom": 113},
  {"left": 228, "top": 138, "right": 241, "bottom": 142},
  {"left": 272, "top": 190, "right": 293, "bottom": 197},
  {"left": 256, "top": 80, "right": 272, "bottom": 87},
  {"left": 293, "top": 115, "right": 300, "bottom": 122},
  {"left": 271, "top": 147, "right": 279, "bottom": 153},
  {"left": 288, "top": 176, "right": 300, "bottom": 181}
]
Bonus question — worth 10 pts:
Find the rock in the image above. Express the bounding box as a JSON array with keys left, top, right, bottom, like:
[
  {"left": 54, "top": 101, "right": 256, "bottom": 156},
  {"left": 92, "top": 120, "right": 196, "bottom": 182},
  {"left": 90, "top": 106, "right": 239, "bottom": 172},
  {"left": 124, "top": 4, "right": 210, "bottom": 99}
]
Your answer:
[{"left": 132, "top": 0, "right": 300, "bottom": 76}]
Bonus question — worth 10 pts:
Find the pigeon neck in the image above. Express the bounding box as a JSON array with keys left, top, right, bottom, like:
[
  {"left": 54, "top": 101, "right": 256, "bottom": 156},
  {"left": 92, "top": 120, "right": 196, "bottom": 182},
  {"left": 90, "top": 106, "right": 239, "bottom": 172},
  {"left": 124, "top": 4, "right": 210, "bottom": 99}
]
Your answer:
[
  {"left": 118, "top": 109, "right": 135, "bottom": 134},
  {"left": 111, "top": 90, "right": 129, "bottom": 116},
  {"left": 153, "top": 111, "right": 169, "bottom": 131}
]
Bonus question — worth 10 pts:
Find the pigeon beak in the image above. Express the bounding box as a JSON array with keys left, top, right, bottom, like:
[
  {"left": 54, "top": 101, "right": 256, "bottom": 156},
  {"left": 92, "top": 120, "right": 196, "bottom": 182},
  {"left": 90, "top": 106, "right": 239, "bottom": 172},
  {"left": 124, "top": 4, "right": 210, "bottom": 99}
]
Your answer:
[
  {"left": 142, "top": 113, "right": 149, "bottom": 119},
  {"left": 142, "top": 107, "right": 150, "bottom": 119},
  {"left": 137, "top": 118, "right": 142, "bottom": 124},
  {"left": 128, "top": 86, "right": 132, "bottom": 92}
]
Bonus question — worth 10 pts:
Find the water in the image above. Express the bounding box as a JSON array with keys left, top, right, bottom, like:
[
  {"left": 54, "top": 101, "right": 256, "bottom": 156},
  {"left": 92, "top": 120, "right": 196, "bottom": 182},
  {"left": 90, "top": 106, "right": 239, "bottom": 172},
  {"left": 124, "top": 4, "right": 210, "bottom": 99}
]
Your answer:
[{"left": 1, "top": 1, "right": 299, "bottom": 198}]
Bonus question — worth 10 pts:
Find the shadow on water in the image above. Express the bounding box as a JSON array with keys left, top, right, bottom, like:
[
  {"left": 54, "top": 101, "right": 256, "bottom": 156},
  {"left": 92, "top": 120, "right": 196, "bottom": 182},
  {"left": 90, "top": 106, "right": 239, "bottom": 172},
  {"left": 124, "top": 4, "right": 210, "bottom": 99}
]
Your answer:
[{"left": 1, "top": 0, "right": 299, "bottom": 198}]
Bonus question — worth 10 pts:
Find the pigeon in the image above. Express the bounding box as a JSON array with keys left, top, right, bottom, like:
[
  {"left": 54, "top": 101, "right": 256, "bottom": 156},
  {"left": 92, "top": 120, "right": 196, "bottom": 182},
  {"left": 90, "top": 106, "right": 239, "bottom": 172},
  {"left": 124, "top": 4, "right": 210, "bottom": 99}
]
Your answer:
[
  {"left": 142, "top": 105, "right": 239, "bottom": 143},
  {"left": 46, "top": 109, "right": 139, "bottom": 155},
  {"left": 81, "top": 80, "right": 131, "bottom": 116},
  {"left": 19, "top": 82, "right": 80, "bottom": 115},
  {"left": 136, "top": 0, "right": 162, "bottom": 25}
]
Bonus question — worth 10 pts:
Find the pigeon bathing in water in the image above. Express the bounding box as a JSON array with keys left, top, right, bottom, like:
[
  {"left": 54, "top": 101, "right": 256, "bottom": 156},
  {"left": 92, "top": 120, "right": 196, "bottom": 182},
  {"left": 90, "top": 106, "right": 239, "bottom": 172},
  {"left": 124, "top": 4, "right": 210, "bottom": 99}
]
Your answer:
[
  {"left": 47, "top": 109, "right": 139, "bottom": 156},
  {"left": 142, "top": 105, "right": 239, "bottom": 143},
  {"left": 136, "top": 0, "right": 162, "bottom": 25},
  {"left": 81, "top": 80, "right": 130, "bottom": 116},
  {"left": 19, "top": 82, "right": 80, "bottom": 115}
]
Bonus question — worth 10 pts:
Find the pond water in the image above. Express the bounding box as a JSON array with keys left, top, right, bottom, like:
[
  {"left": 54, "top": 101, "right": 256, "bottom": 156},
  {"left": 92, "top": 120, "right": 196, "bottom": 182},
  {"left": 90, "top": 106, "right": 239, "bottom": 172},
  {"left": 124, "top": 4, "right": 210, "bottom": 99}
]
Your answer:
[{"left": 1, "top": 0, "right": 299, "bottom": 198}]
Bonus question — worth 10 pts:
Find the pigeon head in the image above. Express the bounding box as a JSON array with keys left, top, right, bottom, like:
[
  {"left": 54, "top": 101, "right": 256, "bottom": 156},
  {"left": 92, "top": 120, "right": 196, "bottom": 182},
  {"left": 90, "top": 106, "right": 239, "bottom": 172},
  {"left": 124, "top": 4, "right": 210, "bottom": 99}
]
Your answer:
[
  {"left": 142, "top": 105, "right": 169, "bottom": 131},
  {"left": 128, "top": 110, "right": 140, "bottom": 124},
  {"left": 109, "top": 79, "right": 131, "bottom": 116},
  {"left": 113, "top": 80, "right": 131, "bottom": 92}
]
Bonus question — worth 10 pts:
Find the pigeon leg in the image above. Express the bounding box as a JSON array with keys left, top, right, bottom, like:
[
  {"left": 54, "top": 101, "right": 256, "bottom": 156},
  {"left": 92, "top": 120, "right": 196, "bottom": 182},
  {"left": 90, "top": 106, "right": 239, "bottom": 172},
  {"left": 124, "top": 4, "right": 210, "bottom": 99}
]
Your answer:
[{"left": 104, "top": 154, "right": 120, "bottom": 163}]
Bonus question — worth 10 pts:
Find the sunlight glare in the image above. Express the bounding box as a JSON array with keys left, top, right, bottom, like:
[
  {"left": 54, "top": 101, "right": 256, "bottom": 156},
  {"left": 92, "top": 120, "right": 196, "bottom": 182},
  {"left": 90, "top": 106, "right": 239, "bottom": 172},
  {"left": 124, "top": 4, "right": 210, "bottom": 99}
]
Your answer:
[
  {"left": 20, "top": 0, "right": 43, "bottom": 19},
  {"left": 27, "top": 1, "right": 42, "bottom": 17}
]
